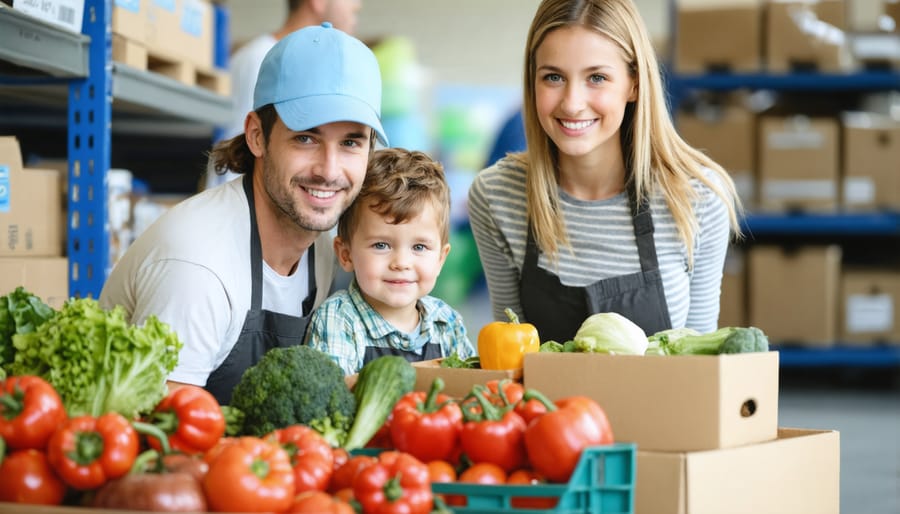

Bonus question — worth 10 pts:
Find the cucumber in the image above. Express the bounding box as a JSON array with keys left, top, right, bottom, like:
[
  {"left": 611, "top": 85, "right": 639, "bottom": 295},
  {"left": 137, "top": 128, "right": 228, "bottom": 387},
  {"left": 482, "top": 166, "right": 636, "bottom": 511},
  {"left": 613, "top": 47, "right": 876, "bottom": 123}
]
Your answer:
[{"left": 342, "top": 355, "right": 416, "bottom": 450}]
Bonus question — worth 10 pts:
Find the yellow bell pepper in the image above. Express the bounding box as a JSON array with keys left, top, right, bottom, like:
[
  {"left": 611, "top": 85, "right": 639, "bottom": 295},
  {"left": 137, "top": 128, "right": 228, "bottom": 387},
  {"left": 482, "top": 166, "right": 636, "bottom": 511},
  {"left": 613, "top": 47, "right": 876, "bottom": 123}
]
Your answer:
[{"left": 478, "top": 308, "right": 540, "bottom": 370}]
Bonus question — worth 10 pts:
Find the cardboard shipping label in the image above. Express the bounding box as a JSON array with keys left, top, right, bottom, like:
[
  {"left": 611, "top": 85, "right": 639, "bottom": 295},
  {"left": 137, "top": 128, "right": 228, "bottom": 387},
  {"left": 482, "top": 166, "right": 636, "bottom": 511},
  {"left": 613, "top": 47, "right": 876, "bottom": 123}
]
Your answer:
[{"left": 0, "top": 165, "right": 9, "bottom": 213}]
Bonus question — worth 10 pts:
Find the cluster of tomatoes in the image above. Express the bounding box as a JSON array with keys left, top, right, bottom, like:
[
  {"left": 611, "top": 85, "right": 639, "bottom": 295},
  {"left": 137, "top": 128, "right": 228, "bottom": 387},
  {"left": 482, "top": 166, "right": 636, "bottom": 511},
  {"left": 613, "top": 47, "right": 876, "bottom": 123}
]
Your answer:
[
  {"left": 0, "top": 375, "right": 434, "bottom": 513},
  {"left": 368, "top": 377, "right": 615, "bottom": 509}
]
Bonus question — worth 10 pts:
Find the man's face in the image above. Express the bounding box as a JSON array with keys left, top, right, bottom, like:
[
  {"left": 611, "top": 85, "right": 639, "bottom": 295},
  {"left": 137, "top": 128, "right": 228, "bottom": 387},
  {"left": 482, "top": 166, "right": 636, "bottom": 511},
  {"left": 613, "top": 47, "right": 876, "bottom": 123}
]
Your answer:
[
  {"left": 260, "top": 117, "right": 372, "bottom": 233},
  {"left": 324, "top": 0, "right": 362, "bottom": 35}
]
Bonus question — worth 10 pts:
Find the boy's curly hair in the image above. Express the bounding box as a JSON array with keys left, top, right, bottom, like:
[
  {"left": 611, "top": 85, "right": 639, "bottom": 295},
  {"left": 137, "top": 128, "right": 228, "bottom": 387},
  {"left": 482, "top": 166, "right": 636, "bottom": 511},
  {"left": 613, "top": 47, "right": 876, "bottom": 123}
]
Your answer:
[{"left": 338, "top": 148, "right": 450, "bottom": 244}]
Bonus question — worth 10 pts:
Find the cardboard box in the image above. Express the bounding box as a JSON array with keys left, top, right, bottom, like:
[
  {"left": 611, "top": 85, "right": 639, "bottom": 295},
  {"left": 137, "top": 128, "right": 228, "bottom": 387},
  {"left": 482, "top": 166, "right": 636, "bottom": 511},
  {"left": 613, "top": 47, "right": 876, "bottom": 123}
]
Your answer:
[
  {"left": 758, "top": 115, "right": 840, "bottom": 211},
  {"left": 748, "top": 245, "right": 842, "bottom": 346},
  {"left": 0, "top": 257, "right": 68, "bottom": 309},
  {"left": 842, "top": 112, "right": 900, "bottom": 210},
  {"left": 146, "top": 0, "right": 214, "bottom": 69},
  {"left": 12, "top": 0, "right": 84, "bottom": 33},
  {"left": 886, "top": 0, "right": 900, "bottom": 31},
  {"left": 412, "top": 359, "right": 521, "bottom": 399},
  {"left": 112, "top": 0, "right": 148, "bottom": 44},
  {"left": 840, "top": 268, "right": 900, "bottom": 345},
  {"left": 677, "top": 103, "right": 756, "bottom": 207},
  {"left": 636, "top": 428, "right": 840, "bottom": 514},
  {"left": 0, "top": 138, "right": 63, "bottom": 257},
  {"left": 766, "top": 0, "right": 854, "bottom": 72},
  {"left": 675, "top": 5, "right": 762, "bottom": 73},
  {"left": 523, "top": 351, "right": 779, "bottom": 452}
]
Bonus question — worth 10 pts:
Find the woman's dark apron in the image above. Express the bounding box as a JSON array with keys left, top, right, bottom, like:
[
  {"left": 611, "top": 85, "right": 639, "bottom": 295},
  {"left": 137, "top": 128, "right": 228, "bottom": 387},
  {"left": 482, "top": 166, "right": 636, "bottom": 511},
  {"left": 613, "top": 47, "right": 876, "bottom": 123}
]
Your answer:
[
  {"left": 520, "top": 188, "right": 672, "bottom": 343},
  {"left": 205, "top": 175, "right": 317, "bottom": 405}
]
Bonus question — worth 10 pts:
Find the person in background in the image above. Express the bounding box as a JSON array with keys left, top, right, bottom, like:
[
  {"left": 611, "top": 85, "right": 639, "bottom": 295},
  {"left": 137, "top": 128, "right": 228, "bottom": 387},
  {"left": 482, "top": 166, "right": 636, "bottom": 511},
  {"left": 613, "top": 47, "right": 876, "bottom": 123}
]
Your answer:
[
  {"left": 205, "top": 0, "right": 364, "bottom": 189},
  {"left": 305, "top": 148, "right": 476, "bottom": 375},
  {"left": 100, "top": 24, "right": 387, "bottom": 404},
  {"left": 467, "top": 0, "right": 742, "bottom": 344}
]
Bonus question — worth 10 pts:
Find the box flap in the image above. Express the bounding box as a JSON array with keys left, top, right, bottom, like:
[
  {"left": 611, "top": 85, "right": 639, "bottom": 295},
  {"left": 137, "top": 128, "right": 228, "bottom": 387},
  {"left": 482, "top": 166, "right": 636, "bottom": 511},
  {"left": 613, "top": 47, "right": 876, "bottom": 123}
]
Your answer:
[{"left": 0, "top": 136, "right": 23, "bottom": 171}]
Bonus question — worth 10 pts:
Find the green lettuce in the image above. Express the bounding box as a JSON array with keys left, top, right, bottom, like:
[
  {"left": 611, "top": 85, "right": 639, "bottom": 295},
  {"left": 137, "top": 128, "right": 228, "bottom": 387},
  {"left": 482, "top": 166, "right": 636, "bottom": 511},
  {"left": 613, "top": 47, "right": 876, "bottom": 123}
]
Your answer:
[
  {"left": 9, "top": 298, "right": 182, "bottom": 418},
  {"left": 0, "top": 287, "right": 56, "bottom": 371}
]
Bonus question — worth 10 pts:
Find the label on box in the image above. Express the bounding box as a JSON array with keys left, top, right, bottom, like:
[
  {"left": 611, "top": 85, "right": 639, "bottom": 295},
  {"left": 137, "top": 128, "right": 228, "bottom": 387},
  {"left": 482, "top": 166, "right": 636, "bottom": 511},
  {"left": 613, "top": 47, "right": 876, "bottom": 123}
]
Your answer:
[
  {"left": 0, "top": 165, "right": 9, "bottom": 213},
  {"left": 763, "top": 179, "right": 835, "bottom": 200},
  {"left": 846, "top": 294, "right": 894, "bottom": 333},
  {"left": 12, "top": 0, "right": 84, "bottom": 33},
  {"left": 153, "top": 0, "right": 176, "bottom": 12},
  {"left": 115, "top": 0, "right": 140, "bottom": 12},
  {"left": 843, "top": 177, "right": 875, "bottom": 205},
  {"left": 181, "top": 0, "right": 204, "bottom": 37},
  {"left": 767, "top": 131, "right": 825, "bottom": 149}
]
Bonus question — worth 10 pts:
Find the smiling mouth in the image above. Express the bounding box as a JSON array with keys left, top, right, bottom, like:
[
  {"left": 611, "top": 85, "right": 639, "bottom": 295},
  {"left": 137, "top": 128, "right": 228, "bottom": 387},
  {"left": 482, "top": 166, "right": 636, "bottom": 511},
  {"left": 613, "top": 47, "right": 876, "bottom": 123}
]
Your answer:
[
  {"left": 559, "top": 119, "right": 596, "bottom": 130},
  {"left": 304, "top": 187, "right": 338, "bottom": 199}
]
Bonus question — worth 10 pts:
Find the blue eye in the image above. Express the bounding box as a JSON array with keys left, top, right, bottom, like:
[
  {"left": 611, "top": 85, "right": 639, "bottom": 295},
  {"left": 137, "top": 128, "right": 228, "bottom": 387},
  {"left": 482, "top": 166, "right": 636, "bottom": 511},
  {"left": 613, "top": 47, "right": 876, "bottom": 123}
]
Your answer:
[
  {"left": 413, "top": 244, "right": 427, "bottom": 252},
  {"left": 543, "top": 73, "right": 563, "bottom": 83},
  {"left": 589, "top": 74, "right": 606, "bottom": 84},
  {"left": 373, "top": 242, "right": 389, "bottom": 250}
]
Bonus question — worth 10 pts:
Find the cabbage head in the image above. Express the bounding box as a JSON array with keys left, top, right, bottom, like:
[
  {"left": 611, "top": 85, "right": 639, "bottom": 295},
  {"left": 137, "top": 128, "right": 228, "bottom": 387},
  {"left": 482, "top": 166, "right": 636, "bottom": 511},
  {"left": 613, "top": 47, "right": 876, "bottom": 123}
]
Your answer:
[{"left": 572, "top": 312, "right": 649, "bottom": 355}]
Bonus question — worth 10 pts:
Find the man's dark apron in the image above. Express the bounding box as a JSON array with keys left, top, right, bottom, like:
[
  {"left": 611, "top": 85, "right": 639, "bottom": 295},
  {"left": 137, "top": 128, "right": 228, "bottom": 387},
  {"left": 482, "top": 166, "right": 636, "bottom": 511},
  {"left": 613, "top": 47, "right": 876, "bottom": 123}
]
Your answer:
[
  {"left": 520, "top": 188, "right": 672, "bottom": 343},
  {"left": 205, "top": 175, "right": 317, "bottom": 405}
]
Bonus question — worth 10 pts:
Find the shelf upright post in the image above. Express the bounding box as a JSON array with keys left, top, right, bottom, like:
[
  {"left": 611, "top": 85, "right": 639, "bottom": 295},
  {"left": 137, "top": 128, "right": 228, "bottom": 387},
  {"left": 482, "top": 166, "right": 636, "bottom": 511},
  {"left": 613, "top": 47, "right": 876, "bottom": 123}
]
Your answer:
[{"left": 67, "top": 0, "right": 111, "bottom": 298}]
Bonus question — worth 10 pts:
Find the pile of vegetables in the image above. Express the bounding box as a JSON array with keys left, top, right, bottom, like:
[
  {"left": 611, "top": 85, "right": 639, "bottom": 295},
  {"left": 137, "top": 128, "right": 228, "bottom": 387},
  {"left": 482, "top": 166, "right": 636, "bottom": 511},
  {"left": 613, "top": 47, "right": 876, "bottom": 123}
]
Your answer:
[
  {"left": 0, "top": 287, "right": 56, "bottom": 379},
  {"left": 537, "top": 311, "right": 770, "bottom": 356}
]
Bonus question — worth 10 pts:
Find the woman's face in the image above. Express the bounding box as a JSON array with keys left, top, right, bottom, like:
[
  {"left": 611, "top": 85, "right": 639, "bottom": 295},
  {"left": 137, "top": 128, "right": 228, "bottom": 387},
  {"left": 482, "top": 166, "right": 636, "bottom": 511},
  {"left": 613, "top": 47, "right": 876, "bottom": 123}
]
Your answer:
[{"left": 534, "top": 25, "right": 636, "bottom": 162}]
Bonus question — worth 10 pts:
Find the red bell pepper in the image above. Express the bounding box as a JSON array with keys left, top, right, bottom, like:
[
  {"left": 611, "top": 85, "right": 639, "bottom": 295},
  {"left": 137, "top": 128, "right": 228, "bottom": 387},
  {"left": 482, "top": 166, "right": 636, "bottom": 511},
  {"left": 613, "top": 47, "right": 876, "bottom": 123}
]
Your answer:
[
  {"left": 46, "top": 412, "right": 140, "bottom": 490},
  {"left": 353, "top": 451, "right": 433, "bottom": 514},
  {"left": 459, "top": 385, "right": 527, "bottom": 472},
  {"left": 147, "top": 384, "right": 225, "bottom": 455},
  {"left": 522, "top": 390, "right": 614, "bottom": 483},
  {"left": 0, "top": 375, "right": 68, "bottom": 451},
  {"left": 271, "top": 424, "right": 334, "bottom": 493},
  {"left": 389, "top": 378, "right": 462, "bottom": 463}
]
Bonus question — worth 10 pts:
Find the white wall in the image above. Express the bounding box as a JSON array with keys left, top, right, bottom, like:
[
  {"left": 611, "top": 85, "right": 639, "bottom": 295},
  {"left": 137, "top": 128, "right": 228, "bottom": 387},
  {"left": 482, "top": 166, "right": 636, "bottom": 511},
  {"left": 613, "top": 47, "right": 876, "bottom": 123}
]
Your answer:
[{"left": 226, "top": 0, "right": 670, "bottom": 88}]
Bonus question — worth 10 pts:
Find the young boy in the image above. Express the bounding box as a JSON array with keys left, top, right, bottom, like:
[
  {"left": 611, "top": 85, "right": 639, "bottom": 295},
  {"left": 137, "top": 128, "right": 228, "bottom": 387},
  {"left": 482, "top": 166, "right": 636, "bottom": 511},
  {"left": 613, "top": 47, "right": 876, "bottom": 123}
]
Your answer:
[{"left": 304, "top": 148, "right": 476, "bottom": 375}]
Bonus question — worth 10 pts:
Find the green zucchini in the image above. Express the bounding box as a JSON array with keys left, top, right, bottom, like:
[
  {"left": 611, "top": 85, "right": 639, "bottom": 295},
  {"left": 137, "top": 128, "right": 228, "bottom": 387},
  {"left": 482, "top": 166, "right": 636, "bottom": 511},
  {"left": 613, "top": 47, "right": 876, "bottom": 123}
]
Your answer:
[{"left": 342, "top": 355, "right": 416, "bottom": 450}]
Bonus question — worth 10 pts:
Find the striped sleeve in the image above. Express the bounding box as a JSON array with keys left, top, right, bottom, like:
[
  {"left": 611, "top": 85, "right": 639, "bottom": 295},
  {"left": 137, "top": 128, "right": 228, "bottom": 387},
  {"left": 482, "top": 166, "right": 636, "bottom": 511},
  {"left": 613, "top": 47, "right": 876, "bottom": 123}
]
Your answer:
[{"left": 685, "top": 174, "right": 732, "bottom": 332}]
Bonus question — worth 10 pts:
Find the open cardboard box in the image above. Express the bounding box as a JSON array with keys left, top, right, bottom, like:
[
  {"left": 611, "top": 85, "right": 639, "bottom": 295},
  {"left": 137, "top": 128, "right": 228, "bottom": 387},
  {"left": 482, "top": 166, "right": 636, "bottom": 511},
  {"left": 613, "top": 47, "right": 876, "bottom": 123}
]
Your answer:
[
  {"left": 523, "top": 351, "right": 779, "bottom": 451},
  {"left": 636, "top": 428, "right": 840, "bottom": 514},
  {"left": 412, "top": 358, "right": 521, "bottom": 398}
]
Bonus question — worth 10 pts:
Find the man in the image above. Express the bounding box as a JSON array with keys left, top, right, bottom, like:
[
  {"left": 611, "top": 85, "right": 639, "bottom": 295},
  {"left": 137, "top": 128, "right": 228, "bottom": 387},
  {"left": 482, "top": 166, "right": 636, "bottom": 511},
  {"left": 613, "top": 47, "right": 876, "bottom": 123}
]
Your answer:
[
  {"left": 206, "top": 0, "right": 364, "bottom": 189},
  {"left": 100, "top": 24, "right": 387, "bottom": 404}
]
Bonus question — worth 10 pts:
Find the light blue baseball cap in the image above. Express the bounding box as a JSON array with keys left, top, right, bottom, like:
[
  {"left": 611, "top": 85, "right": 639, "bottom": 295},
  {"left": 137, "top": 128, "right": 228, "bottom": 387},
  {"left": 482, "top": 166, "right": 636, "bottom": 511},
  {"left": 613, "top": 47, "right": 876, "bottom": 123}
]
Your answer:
[{"left": 253, "top": 22, "right": 388, "bottom": 146}]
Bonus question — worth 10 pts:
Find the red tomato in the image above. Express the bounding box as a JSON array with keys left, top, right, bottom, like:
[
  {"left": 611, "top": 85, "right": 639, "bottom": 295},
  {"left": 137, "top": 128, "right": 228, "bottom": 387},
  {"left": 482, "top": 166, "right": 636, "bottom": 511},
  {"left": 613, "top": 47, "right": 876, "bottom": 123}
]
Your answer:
[
  {"left": 426, "top": 460, "right": 457, "bottom": 483},
  {"left": 286, "top": 491, "right": 354, "bottom": 514},
  {"left": 507, "top": 469, "right": 558, "bottom": 509},
  {"left": 0, "top": 449, "right": 67, "bottom": 505},
  {"left": 329, "top": 454, "right": 376, "bottom": 493}
]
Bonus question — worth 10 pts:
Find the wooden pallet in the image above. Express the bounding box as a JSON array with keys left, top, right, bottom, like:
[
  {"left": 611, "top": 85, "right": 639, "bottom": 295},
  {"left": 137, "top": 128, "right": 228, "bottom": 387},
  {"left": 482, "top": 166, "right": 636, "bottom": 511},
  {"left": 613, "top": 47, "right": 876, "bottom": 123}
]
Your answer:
[{"left": 112, "top": 34, "right": 230, "bottom": 96}]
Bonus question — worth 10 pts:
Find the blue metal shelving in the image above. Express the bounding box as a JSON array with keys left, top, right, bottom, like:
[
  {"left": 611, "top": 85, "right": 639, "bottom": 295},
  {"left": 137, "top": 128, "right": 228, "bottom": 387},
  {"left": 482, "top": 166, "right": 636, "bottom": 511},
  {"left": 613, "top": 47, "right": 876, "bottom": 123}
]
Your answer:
[
  {"left": 669, "top": 65, "right": 900, "bottom": 368},
  {"left": 775, "top": 345, "right": 900, "bottom": 368},
  {"left": 1, "top": 1, "right": 231, "bottom": 298},
  {"left": 742, "top": 212, "right": 900, "bottom": 237}
]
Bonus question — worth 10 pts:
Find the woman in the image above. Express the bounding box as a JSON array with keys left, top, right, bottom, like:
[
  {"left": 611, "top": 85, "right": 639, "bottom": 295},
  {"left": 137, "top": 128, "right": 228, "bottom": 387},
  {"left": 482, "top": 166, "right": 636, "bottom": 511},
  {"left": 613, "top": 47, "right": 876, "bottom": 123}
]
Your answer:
[{"left": 468, "top": 0, "right": 742, "bottom": 343}]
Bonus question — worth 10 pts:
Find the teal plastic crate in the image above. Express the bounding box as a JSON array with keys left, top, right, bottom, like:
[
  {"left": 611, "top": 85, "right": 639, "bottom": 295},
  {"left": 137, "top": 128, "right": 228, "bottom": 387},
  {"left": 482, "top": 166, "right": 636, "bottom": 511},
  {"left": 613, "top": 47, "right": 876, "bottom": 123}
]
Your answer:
[{"left": 432, "top": 443, "right": 636, "bottom": 514}]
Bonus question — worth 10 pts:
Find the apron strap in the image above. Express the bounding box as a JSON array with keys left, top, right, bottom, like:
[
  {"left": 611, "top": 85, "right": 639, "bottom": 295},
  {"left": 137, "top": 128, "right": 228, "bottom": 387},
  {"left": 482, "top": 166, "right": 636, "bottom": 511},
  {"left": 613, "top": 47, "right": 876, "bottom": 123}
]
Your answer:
[
  {"left": 242, "top": 174, "right": 263, "bottom": 311},
  {"left": 629, "top": 186, "right": 659, "bottom": 273}
]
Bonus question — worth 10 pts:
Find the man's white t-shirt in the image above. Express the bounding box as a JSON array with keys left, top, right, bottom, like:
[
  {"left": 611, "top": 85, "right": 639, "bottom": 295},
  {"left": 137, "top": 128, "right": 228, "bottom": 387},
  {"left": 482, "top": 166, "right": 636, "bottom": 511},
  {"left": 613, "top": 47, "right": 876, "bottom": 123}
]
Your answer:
[{"left": 99, "top": 178, "right": 336, "bottom": 386}]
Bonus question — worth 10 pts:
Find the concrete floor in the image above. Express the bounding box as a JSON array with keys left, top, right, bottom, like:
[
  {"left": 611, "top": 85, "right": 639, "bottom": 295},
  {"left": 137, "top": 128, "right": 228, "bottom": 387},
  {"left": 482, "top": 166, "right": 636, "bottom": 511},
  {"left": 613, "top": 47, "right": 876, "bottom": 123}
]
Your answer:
[{"left": 457, "top": 287, "right": 900, "bottom": 514}]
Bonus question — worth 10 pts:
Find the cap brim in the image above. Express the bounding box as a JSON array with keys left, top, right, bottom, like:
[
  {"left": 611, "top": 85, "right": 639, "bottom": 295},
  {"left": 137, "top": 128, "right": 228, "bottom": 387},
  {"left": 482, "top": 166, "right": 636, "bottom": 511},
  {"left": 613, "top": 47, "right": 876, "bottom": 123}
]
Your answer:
[{"left": 274, "top": 95, "right": 389, "bottom": 147}]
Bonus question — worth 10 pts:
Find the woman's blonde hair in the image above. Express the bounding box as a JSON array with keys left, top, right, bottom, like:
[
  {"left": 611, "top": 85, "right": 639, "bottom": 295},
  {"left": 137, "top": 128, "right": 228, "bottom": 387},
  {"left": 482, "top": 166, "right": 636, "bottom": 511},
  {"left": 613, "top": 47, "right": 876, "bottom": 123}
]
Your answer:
[{"left": 516, "top": 0, "right": 742, "bottom": 267}]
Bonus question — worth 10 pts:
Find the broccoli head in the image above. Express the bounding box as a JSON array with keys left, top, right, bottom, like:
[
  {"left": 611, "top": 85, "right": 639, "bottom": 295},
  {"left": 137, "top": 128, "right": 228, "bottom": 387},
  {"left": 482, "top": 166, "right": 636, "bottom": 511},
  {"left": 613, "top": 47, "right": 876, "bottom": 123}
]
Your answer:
[
  {"left": 719, "top": 327, "right": 769, "bottom": 354},
  {"left": 230, "top": 345, "right": 356, "bottom": 442}
]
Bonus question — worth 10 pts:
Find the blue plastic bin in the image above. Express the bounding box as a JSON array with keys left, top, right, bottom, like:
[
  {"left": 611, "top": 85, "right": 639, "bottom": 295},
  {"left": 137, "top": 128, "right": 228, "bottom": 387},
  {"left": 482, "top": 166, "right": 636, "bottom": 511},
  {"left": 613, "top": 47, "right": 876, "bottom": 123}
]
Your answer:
[{"left": 432, "top": 443, "right": 636, "bottom": 514}]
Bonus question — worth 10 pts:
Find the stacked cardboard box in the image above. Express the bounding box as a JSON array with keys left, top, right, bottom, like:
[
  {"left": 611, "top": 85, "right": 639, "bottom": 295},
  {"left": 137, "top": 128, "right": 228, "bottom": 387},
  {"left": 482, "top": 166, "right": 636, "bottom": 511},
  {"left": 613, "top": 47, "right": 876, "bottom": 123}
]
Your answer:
[
  {"left": 0, "top": 137, "right": 68, "bottom": 308},
  {"left": 523, "top": 351, "right": 840, "bottom": 513},
  {"left": 112, "top": 0, "right": 229, "bottom": 95},
  {"left": 766, "top": 0, "right": 855, "bottom": 72},
  {"left": 757, "top": 115, "right": 841, "bottom": 211},
  {"left": 674, "top": 0, "right": 764, "bottom": 73},
  {"left": 677, "top": 98, "right": 757, "bottom": 207},
  {"left": 841, "top": 112, "right": 900, "bottom": 211}
]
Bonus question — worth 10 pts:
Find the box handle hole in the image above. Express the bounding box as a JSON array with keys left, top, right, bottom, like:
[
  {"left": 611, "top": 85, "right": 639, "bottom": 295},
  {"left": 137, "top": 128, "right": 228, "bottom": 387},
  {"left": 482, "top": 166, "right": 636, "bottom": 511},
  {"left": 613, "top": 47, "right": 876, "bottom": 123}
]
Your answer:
[{"left": 741, "top": 399, "right": 757, "bottom": 418}]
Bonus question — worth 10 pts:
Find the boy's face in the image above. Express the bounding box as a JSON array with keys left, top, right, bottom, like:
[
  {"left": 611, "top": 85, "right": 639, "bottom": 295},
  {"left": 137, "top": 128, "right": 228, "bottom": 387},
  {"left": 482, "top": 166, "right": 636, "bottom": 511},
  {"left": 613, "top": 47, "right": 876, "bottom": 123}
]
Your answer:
[{"left": 335, "top": 200, "right": 450, "bottom": 324}]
